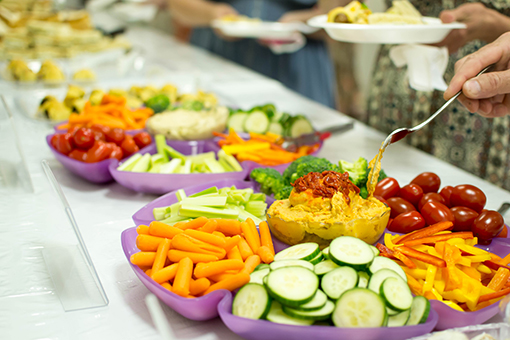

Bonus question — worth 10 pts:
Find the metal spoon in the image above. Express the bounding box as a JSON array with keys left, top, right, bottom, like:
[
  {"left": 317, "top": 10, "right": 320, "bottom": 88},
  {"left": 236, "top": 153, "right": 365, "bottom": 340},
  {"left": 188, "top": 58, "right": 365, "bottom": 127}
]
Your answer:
[{"left": 367, "top": 65, "right": 493, "bottom": 191}]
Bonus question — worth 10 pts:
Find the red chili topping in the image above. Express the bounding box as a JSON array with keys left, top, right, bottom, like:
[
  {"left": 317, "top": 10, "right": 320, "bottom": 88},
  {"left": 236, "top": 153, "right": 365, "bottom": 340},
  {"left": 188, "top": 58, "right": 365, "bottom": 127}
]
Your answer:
[{"left": 292, "top": 171, "right": 360, "bottom": 202}]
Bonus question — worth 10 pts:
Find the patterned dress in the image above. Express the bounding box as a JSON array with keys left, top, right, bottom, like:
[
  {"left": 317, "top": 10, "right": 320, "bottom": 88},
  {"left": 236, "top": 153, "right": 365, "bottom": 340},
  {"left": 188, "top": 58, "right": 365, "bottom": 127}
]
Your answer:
[{"left": 367, "top": 0, "right": 510, "bottom": 191}]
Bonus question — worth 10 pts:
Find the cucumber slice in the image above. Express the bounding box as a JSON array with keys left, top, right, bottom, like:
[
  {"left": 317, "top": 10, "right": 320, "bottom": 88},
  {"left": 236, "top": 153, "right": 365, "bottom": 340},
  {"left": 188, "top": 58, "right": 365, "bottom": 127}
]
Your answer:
[
  {"left": 268, "top": 122, "right": 283, "bottom": 135},
  {"left": 270, "top": 260, "right": 314, "bottom": 272},
  {"left": 228, "top": 112, "right": 248, "bottom": 132},
  {"left": 283, "top": 300, "right": 335, "bottom": 321},
  {"left": 386, "top": 307, "right": 400, "bottom": 316},
  {"left": 332, "top": 288, "right": 387, "bottom": 328},
  {"left": 295, "top": 290, "right": 328, "bottom": 311},
  {"left": 380, "top": 277, "right": 413, "bottom": 311},
  {"left": 329, "top": 236, "right": 375, "bottom": 270},
  {"left": 266, "top": 301, "right": 314, "bottom": 326},
  {"left": 274, "top": 243, "right": 320, "bottom": 262},
  {"left": 250, "top": 268, "right": 270, "bottom": 285},
  {"left": 321, "top": 266, "right": 358, "bottom": 300},
  {"left": 233, "top": 283, "right": 271, "bottom": 320},
  {"left": 369, "top": 256, "right": 407, "bottom": 281},
  {"left": 357, "top": 271, "right": 370, "bottom": 288},
  {"left": 406, "top": 296, "right": 430, "bottom": 325},
  {"left": 244, "top": 111, "right": 269, "bottom": 134},
  {"left": 388, "top": 309, "right": 411, "bottom": 327},
  {"left": 254, "top": 264, "right": 270, "bottom": 272},
  {"left": 322, "top": 247, "right": 329, "bottom": 260},
  {"left": 287, "top": 116, "right": 313, "bottom": 138},
  {"left": 368, "top": 268, "right": 402, "bottom": 294},
  {"left": 370, "top": 245, "right": 380, "bottom": 256},
  {"left": 266, "top": 267, "right": 318, "bottom": 307},
  {"left": 309, "top": 252, "right": 324, "bottom": 265},
  {"left": 314, "top": 260, "right": 339, "bottom": 276}
]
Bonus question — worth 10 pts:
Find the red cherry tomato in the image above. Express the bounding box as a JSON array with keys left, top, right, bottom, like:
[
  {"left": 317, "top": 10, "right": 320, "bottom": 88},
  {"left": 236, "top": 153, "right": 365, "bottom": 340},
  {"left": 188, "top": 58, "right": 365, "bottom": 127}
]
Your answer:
[
  {"left": 410, "top": 172, "right": 441, "bottom": 193},
  {"left": 68, "top": 149, "right": 87, "bottom": 162},
  {"left": 73, "top": 128, "right": 95, "bottom": 150},
  {"left": 439, "top": 186, "right": 454, "bottom": 207},
  {"left": 106, "top": 128, "right": 126, "bottom": 145},
  {"left": 472, "top": 210, "right": 505, "bottom": 244},
  {"left": 55, "top": 133, "right": 74, "bottom": 155},
  {"left": 387, "top": 197, "right": 416, "bottom": 219},
  {"left": 388, "top": 211, "right": 426, "bottom": 234},
  {"left": 450, "top": 206, "right": 479, "bottom": 232},
  {"left": 90, "top": 124, "right": 111, "bottom": 135},
  {"left": 374, "top": 195, "right": 389, "bottom": 207},
  {"left": 109, "top": 145, "right": 123, "bottom": 161},
  {"left": 420, "top": 201, "right": 455, "bottom": 226},
  {"left": 86, "top": 141, "right": 113, "bottom": 163},
  {"left": 50, "top": 135, "right": 59, "bottom": 149},
  {"left": 67, "top": 126, "right": 80, "bottom": 136},
  {"left": 418, "top": 193, "right": 446, "bottom": 211},
  {"left": 450, "top": 184, "right": 487, "bottom": 213},
  {"left": 399, "top": 184, "right": 424, "bottom": 207},
  {"left": 374, "top": 177, "right": 400, "bottom": 200},
  {"left": 120, "top": 135, "right": 139, "bottom": 157},
  {"left": 133, "top": 132, "right": 152, "bottom": 149}
]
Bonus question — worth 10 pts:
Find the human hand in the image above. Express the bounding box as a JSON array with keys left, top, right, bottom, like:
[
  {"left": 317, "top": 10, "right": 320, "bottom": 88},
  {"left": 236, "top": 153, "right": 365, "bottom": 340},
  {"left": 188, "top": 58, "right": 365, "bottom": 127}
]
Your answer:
[
  {"left": 210, "top": 3, "right": 241, "bottom": 41},
  {"left": 444, "top": 32, "right": 510, "bottom": 118}
]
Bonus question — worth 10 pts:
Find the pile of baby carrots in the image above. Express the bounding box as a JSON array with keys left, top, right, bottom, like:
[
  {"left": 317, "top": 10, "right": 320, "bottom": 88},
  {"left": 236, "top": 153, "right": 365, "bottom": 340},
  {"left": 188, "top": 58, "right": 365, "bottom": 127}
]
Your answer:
[
  {"left": 130, "top": 217, "right": 275, "bottom": 298},
  {"left": 214, "top": 129, "right": 319, "bottom": 166},
  {"left": 57, "top": 94, "right": 153, "bottom": 131}
]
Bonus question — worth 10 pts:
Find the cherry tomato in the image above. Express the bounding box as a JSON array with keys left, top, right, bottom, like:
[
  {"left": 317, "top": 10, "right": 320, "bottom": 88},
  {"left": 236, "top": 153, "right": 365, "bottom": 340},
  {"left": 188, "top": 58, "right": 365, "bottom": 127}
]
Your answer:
[
  {"left": 90, "top": 124, "right": 111, "bottom": 135},
  {"left": 387, "top": 197, "right": 416, "bottom": 219},
  {"left": 374, "top": 177, "right": 400, "bottom": 200},
  {"left": 450, "top": 206, "right": 479, "bottom": 232},
  {"left": 50, "top": 135, "right": 59, "bottom": 149},
  {"left": 420, "top": 201, "right": 455, "bottom": 226},
  {"left": 399, "top": 184, "right": 424, "bottom": 207},
  {"left": 133, "top": 132, "right": 152, "bottom": 149},
  {"left": 439, "top": 186, "right": 454, "bottom": 207},
  {"left": 418, "top": 193, "right": 446, "bottom": 211},
  {"left": 410, "top": 172, "right": 441, "bottom": 193},
  {"left": 450, "top": 184, "right": 487, "bottom": 213},
  {"left": 120, "top": 135, "right": 139, "bottom": 157},
  {"left": 388, "top": 211, "right": 426, "bottom": 234},
  {"left": 374, "top": 195, "right": 389, "bottom": 207},
  {"left": 106, "top": 128, "right": 126, "bottom": 145},
  {"left": 73, "top": 128, "right": 95, "bottom": 150},
  {"left": 109, "top": 145, "right": 123, "bottom": 161},
  {"left": 68, "top": 149, "right": 87, "bottom": 162},
  {"left": 86, "top": 141, "right": 113, "bottom": 163},
  {"left": 472, "top": 210, "right": 505, "bottom": 244},
  {"left": 387, "top": 218, "right": 394, "bottom": 230},
  {"left": 55, "top": 133, "right": 74, "bottom": 155}
]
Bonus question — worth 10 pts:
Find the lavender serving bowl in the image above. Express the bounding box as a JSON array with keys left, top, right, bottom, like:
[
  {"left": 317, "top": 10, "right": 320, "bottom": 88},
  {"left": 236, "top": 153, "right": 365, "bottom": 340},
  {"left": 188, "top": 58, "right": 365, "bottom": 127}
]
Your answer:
[{"left": 218, "top": 293, "right": 438, "bottom": 340}]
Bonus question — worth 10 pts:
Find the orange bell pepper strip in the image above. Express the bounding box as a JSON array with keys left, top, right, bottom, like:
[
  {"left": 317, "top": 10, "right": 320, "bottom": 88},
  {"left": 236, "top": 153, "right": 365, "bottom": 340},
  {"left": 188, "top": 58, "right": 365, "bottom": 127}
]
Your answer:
[
  {"left": 394, "top": 221, "right": 454, "bottom": 244},
  {"left": 478, "top": 287, "right": 510, "bottom": 303},
  {"left": 488, "top": 268, "right": 510, "bottom": 291},
  {"left": 395, "top": 246, "right": 446, "bottom": 268},
  {"left": 403, "top": 232, "right": 474, "bottom": 247}
]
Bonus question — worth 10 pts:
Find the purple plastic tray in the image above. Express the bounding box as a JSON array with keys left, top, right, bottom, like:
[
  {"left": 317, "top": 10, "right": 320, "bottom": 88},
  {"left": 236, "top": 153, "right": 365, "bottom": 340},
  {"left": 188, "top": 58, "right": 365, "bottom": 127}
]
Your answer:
[
  {"left": 110, "top": 142, "right": 250, "bottom": 195},
  {"left": 218, "top": 293, "right": 438, "bottom": 340}
]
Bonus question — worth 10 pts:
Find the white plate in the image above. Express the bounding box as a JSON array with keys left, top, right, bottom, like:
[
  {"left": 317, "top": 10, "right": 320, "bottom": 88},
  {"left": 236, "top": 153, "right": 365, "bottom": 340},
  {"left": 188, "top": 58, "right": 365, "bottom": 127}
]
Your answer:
[
  {"left": 212, "top": 20, "right": 318, "bottom": 40},
  {"left": 307, "top": 15, "right": 466, "bottom": 44}
]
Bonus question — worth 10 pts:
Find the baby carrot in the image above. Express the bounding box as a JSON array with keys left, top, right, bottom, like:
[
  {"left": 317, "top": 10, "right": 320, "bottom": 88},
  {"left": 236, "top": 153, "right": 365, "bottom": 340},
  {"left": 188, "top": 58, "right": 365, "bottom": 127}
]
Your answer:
[
  {"left": 152, "top": 263, "right": 179, "bottom": 284},
  {"left": 258, "top": 221, "right": 274, "bottom": 255},
  {"left": 257, "top": 246, "right": 274, "bottom": 264},
  {"left": 130, "top": 252, "right": 156, "bottom": 267},
  {"left": 189, "top": 278, "right": 211, "bottom": 296},
  {"left": 194, "top": 259, "right": 244, "bottom": 278},
  {"left": 183, "top": 229, "right": 227, "bottom": 248},
  {"left": 152, "top": 239, "right": 171, "bottom": 273},
  {"left": 149, "top": 221, "right": 183, "bottom": 239},
  {"left": 203, "top": 273, "right": 250, "bottom": 295},
  {"left": 161, "top": 282, "right": 172, "bottom": 291},
  {"left": 172, "top": 258, "right": 193, "bottom": 297},
  {"left": 137, "top": 225, "right": 149, "bottom": 235},
  {"left": 214, "top": 219, "right": 242, "bottom": 236},
  {"left": 212, "top": 231, "right": 226, "bottom": 238},
  {"left": 224, "top": 235, "right": 242, "bottom": 253},
  {"left": 227, "top": 246, "right": 243, "bottom": 262},
  {"left": 238, "top": 237, "right": 254, "bottom": 261},
  {"left": 208, "top": 273, "right": 236, "bottom": 282},
  {"left": 177, "top": 217, "right": 208, "bottom": 230},
  {"left": 171, "top": 234, "right": 224, "bottom": 257},
  {"left": 240, "top": 255, "right": 261, "bottom": 275},
  {"left": 168, "top": 249, "right": 218, "bottom": 263},
  {"left": 242, "top": 219, "right": 260, "bottom": 254},
  {"left": 198, "top": 219, "right": 217, "bottom": 233},
  {"left": 145, "top": 269, "right": 152, "bottom": 276},
  {"left": 136, "top": 234, "right": 166, "bottom": 252}
]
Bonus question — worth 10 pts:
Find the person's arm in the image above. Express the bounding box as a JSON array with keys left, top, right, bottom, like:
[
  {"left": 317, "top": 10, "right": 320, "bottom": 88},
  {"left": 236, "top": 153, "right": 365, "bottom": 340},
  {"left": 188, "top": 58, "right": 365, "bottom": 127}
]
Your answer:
[
  {"left": 435, "top": 2, "right": 510, "bottom": 54},
  {"left": 167, "top": 0, "right": 237, "bottom": 27},
  {"left": 444, "top": 32, "right": 510, "bottom": 118}
]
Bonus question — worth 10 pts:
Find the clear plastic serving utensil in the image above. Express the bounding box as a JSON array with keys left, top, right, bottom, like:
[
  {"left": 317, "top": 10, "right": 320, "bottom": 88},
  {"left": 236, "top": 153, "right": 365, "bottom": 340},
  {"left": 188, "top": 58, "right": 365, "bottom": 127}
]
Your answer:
[{"left": 367, "top": 65, "right": 493, "bottom": 190}]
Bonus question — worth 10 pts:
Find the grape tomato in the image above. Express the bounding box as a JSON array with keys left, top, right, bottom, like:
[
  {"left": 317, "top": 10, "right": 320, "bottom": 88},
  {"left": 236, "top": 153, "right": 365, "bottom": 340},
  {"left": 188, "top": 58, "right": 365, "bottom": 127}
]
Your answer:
[
  {"left": 73, "top": 128, "right": 95, "bottom": 150},
  {"left": 472, "top": 210, "right": 504, "bottom": 243},
  {"left": 133, "top": 132, "right": 152, "bottom": 149},
  {"left": 420, "top": 201, "right": 454, "bottom": 225},
  {"left": 399, "top": 184, "right": 424, "bottom": 207},
  {"left": 55, "top": 133, "right": 73, "bottom": 155},
  {"left": 439, "top": 186, "right": 454, "bottom": 207},
  {"left": 450, "top": 184, "right": 486, "bottom": 213},
  {"left": 388, "top": 211, "right": 426, "bottom": 234},
  {"left": 387, "top": 197, "right": 416, "bottom": 219},
  {"left": 105, "top": 128, "right": 126, "bottom": 145},
  {"left": 374, "top": 177, "right": 400, "bottom": 199},
  {"left": 410, "top": 172, "right": 441, "bottom": 193},
  {"left": 450, "top": 206, "right": 478, "bottom": 232},
  {"left": 418, "top": 193, "right": 446, "bottom": 211}
]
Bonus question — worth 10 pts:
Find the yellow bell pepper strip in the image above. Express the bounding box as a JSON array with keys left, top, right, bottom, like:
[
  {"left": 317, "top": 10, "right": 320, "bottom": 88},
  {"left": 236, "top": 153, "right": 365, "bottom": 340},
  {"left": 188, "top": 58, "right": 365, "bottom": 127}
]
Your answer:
[
  {"left": 405, "top": 273, "right": 424, "bottom": 296},
  {"left": 403, "top": 232, "right": 473, "bottom": 247},
  {"left": 488, "top": 267, "right": 510, "bottom": 291},
  {"left": 423, "top": 265, "right": 437, "bottom": 294},
  {"left": 403, "top": 267, "right": 427, "bottom": 280},
  {"left": 461, "top": 266, "right": 482, "bottom": 281},
  {"left": 222, "top": 143, "right": 271, "bottom": 155},
  {"left": 440, "top": 300, "right": 464, "bottom": 311},
  {"left": 455, "top": 243, "right": 489, "bottom": 256},
  {"left": 424, "top": 287, "right": 443, "bottom": 301},
  {"left": 477, "top": 264, "right": 492, "bottom": 274},
  {"left": 464, "top": 255, "right": 492, "bottom": 262},
  {"left": 443, "top": 243, "right": 463, "bottom": 291}
]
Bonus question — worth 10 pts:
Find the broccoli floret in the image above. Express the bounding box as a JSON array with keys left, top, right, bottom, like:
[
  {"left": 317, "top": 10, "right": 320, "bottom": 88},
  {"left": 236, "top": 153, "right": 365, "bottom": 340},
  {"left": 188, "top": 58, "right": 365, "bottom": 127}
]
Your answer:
[
  {"left": 275, "top": 185, "right": 293, "bottom": 200},
  {"left": 250, "top": 168, "right": 284, "bottom": 195},
  {"left": 145, "top": 94, "right": 170, "bottom": 113},
  {"left": 338, "top": 157, "right": 369, "bottom": 187},
  {"left": 282, "top": 155, "right": 320, "bottom": 185},
  {"left": 289, "top": 158, "right": 341, "bottom": 184},
  {"left": 359, "top": 186, "right": 368, "bottom": 199}
]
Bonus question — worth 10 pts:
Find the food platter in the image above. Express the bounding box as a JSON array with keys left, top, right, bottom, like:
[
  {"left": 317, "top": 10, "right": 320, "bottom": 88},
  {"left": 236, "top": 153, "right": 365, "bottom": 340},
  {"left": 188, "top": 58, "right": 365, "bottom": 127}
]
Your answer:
[
  {"left": 212, "top": 20, "right": 319, "bottom": 40},
  {"left": 307, "top": 15, "right": 466, "bottom": 44}
]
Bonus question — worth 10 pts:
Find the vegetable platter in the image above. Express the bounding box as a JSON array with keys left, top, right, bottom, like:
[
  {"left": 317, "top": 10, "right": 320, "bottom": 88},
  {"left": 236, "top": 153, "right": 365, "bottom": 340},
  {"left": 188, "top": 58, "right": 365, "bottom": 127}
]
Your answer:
[{"left": 110, "top": 138, "right": 249, "bottom": 195}]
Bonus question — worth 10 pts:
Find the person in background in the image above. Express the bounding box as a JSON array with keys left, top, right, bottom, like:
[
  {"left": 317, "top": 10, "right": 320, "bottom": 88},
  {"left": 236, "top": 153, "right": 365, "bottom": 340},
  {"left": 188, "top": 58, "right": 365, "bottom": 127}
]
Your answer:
[{"left": 167, "top": 0, "right": 337, "bottom": 108}]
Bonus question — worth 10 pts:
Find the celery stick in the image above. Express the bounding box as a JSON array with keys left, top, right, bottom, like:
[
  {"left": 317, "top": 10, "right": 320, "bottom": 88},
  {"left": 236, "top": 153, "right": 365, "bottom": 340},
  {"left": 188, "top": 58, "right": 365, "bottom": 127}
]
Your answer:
[
  {"left": 153, "top": 206, "right": 170, "bottom": 220},
  {"left": 218, "top": 158, "right": 234, "bottom": 172},
  {"left": 218, "top": 149, "right": 243, "bottom": 172},
  {"left": 176, "top": 189, "right": 187, "bottom": 202},
  {"left": 170, "top": 202, "right": 180, "bottom": 216},
  {"left": 131, "top": 153, "right": 151, "bottom": 172},
  {"left": 118, "top": 153, "right": 142, "bottom": 171},
  {"left": 161, "top": 214, "right": 190, "bottom": 225},
  {"left": 181, "top": 159, "right": 192, "bottom": 174},
  {"left": 180, "top": 195, "right": 227, "bottom": 207},
  {"left": 164, "top": 145, "right": 186, "bottom": 161},
  {"left": 249, "top": 193, "right": 266, "bottom": 201},
  {"left": 155, "top": 134, "right": 169, "bottom": 162},
  {"left": 178, "top": 204, "right": 238, "bottom": 219},
  {"left": 160, "top": 158, "right": 182, "bottom": 174},
  {"left": 148, "top": 163, "right": 161, "bottom": 173},
  {"left": 219, "top": 188, "right": 229, "bottom": 195},
  {"left": 204, "top": 158, "right": 226, "bottom": 173},
  {"left": 244, "top": 201, "right": 267, "bottom": 217},
  {"left": 189, "top": 187, "right": 219, "bottom": 197},
  {"left": 188, "top": 152, "right": 215, "bottom": 165},
  {"left": 151, "top": 153, "right": 165, "bottom": 165},
  {"left": 236, "top": 208, "right": 264, "bottom": 225}
]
